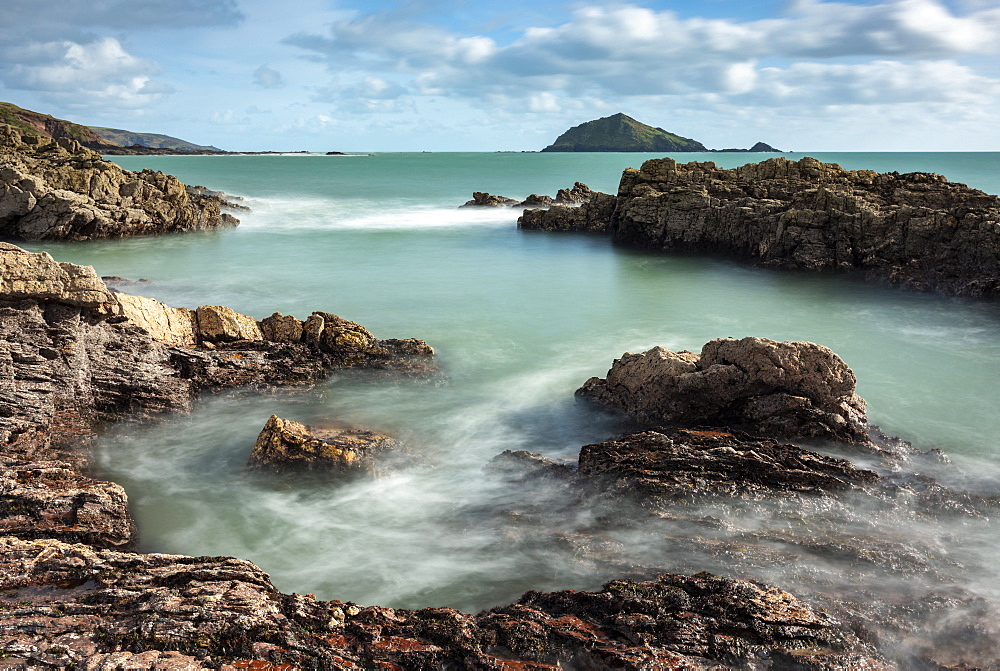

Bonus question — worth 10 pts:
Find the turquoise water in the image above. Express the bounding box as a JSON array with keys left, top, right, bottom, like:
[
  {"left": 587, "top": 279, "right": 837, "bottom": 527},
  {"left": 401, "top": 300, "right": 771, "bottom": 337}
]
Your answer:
[{"left": 21, "top": 152, "right": 1000, "bottom": 619}]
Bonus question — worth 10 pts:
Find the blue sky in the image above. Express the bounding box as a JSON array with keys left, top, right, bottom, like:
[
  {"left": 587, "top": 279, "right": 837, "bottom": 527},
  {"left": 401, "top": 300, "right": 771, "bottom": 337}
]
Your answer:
[{"left": 1, "top": 0, "right": 998, "bottom": 151}]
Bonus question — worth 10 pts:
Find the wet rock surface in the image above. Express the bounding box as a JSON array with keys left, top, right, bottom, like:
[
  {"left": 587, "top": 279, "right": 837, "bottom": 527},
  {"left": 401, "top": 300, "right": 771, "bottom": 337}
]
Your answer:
[
  {"left": 578, "top": 427, "right": 880, "bottom": 500},
  {"left": 517, "top": 155, "right": 1000, "bottom": 297},
  {"left": 0, "top": 124, "right": 240, "bottom": 240},
  {"left": 578, "top": 336, "right": 871, "bottom": 444},
  {"left": 0, "top": 536, "right": 889, "bottom": 670},
  {"left": 248, "top": 414, "right": 401, "bottom": 475}
]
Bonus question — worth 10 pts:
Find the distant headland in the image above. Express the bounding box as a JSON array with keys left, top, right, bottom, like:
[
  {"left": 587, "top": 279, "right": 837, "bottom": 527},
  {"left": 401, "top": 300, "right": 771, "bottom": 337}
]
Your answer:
[{"left": 541, "top": 113, "right": 781, "bottom": 153}]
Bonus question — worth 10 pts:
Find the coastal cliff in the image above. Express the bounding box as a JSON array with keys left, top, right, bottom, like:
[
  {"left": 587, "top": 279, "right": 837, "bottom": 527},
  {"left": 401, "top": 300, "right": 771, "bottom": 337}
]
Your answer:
[
  {"left": 0, "top": 124, "right": 239, "bottom": 240},
  {"left": 518, "top": 156, "right": 1000, "bottom": 297}
]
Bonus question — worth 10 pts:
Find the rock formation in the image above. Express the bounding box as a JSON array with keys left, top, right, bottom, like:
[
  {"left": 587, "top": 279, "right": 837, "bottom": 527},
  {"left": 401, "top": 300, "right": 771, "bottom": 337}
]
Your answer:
[
  {"left": 0, "top": 244, "right": 987, "bottom": 668},
  {"left": 541, "top": 113, "right": 707, "bottom": 152},
  {"left": 517, "top": 156, "right": 1000, "bottom": 297},
  {"left": 0, "top": 534, "right": 888, "bottom": 669},
  {"left": 461, "top": 191, "right": 520, "bottom": 207},
  {"left": 578, "top": 427, "right": 880, "bottom": 501},
  {"left": 248, "top": 414, "right": 400, "bottom": 475},
  {"left": 0, "top": 123, "right": 240, "bottom": 240},
  {"left": 578, "top": 336, "right": 870, "bottom": 444},
  {"left": 462, "top": 182, "right": 613, "bottom": 220}
]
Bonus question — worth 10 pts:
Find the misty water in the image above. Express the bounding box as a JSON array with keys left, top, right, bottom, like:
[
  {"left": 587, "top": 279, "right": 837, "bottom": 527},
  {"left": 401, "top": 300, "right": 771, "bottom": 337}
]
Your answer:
[{"left": 21, "top": 152, "right": 1000, "bottom": 656}]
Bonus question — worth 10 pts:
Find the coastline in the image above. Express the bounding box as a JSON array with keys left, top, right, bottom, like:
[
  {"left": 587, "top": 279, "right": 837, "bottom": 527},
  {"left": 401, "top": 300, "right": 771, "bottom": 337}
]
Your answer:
[{"left": 3, "top": 144, "right": 1000, "bottom": 667}]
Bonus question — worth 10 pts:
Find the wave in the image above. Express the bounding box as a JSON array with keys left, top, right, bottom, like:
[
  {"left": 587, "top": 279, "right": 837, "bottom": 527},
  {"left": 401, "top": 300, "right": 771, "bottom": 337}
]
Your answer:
[{"left": 239, "top": 197, "right": 521, "bottom": 232}]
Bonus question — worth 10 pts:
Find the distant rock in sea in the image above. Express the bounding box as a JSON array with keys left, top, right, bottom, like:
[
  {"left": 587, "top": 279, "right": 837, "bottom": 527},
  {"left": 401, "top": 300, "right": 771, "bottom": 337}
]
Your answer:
[
  {"left": 712, "top": 141, "right": 783, "bottom": 152},
  {"left": 541, "top": 113, "right": 707, "bottom": 152}
]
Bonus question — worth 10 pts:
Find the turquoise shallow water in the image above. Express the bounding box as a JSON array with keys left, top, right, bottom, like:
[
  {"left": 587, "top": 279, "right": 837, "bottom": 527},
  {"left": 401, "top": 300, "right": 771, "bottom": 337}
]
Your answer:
[{"left": 20, "top": 151, "right": 1000, "bottom": 615}]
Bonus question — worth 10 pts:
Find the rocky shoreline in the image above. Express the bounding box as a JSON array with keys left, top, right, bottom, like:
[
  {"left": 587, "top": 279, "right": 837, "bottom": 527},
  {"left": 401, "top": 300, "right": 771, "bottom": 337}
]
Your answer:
[
  {"left": 2, "top": 145, "right": 999, "bottom": 668},
  {"left": 2, "top": 243, "right": 997, "bottom": 667},
  {"left": 511, "top": 156, "right": 1000, "bottom": 298},
  {"left": 0, "top": 124, "right": 240, "bottom": 241}
]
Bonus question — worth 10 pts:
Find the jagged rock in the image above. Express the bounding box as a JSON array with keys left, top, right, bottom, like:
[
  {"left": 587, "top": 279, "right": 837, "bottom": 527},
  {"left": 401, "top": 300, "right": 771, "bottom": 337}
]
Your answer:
[
  {"left": 0, "top": 123, "right": 239, "bottom": 240},
  {"left": 519, "top": 192, "right": 617, "bottom": 233},
  {"left": 259, "top": 311, "right": 302, "bottom": 343},
  {"left": 578, "top": 337, "right": 870, "bottom": 443},
  {"left": 523, "top": 156, "right": 1000, "bottom": 297},
  {"left": 554, "top": 181, "right": 593, "bottom": 204},
  {"left": 518, "top": 194, "right": 554, "bottom": 208},
  {"left": 461, "top": 192, "right": 519, "bottom": 207},
  {"left": 248, "top": 414, "right": 400, "bottom": 475},
  {"left": 578, "top": 427, "right": 879, "bottom": 501},
  {"left": 0, "top": 535, "right": 888, "bottom": 669},
  {"left": 195, "top": 305, "right": 264, "bottom": 343}
]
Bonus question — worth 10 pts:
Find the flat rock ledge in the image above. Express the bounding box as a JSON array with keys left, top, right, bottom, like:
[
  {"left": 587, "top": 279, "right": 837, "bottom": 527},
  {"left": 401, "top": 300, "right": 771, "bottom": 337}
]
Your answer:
[
  {"left": 578, "top": 336, "right": 871, "bottom": 444},
  {"left": 248, "top": 414, "right": 400, "bottom": 475},
  {"left": 516, "top": 156, "right": 1000, "bottom": 297},
  {"left": 0, "top": 123, "right": 240, "bottom": 240}
]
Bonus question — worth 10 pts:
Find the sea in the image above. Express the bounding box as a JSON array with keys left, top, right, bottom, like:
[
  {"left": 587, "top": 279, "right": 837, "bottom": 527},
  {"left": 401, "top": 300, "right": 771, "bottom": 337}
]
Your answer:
[{"left": 19, "top": 151, "right": 1000, "bottom": 645}]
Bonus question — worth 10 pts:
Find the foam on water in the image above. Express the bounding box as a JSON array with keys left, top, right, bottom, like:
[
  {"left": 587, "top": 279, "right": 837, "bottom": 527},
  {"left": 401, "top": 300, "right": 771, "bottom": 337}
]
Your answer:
[{"left": 240, "top": 197, "right": 519, "bottom": 232}]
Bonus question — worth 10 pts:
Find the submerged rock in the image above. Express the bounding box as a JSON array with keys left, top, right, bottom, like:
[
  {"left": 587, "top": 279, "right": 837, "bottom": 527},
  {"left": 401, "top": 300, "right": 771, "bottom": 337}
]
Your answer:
[
  {"left": 0, "top": 123, "right": 239, "bottom": 240},
  {"left": 578, "top": 336, "right": 870, "bottom": 443},
  {"left": 248, "top": 414, "right": 400, "bottom": 475}
]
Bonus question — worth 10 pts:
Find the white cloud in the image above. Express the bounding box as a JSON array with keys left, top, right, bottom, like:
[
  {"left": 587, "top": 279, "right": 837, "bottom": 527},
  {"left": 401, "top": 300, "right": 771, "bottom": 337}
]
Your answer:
[
  {"left": 287, "top": 0, "right": 1000, "bottom": 112},
  {"left": 1, "top": 37, "right": 170, "bottom": 109}
]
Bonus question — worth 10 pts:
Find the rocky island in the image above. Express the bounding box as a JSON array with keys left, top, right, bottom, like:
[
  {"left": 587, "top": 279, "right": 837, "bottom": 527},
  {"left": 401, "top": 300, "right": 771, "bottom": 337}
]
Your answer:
[
  {"left": 541, "top": 113, "right": 780, "bottom": 153},
  {"left": 517, "top": 155, "right": 1000, "bottom": 297}
]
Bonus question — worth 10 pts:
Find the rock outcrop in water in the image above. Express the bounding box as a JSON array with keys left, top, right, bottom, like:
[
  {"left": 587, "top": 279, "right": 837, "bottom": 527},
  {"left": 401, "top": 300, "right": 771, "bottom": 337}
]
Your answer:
[
  {"left": 462, "top": 182, "right": 612, "bottom": 215},
  {"left": 0, "top": 124, "right": 240, "bottom": 240},
  {"left": 517, "top": 156, "right": 1000, "bottom": 297},
  {"left": 578, "top": 336, "right": 871, "bottom": 444},
  {"left": 248, "top": 414, "right": 400, "bottom": 475}
]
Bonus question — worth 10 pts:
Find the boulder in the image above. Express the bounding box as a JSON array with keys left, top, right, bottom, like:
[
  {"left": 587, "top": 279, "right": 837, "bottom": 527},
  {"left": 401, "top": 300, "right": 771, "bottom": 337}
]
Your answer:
[
  {"left": 113, "top": 292, "right": 199, "bottom": 347},
  {"left": 196, "top": 305, "right": 264, "bottom": 343},
  {"left": 554, "top": 181, "right": 593, "bottom": 204},
  {"left": 578, "top": 337, "right": 870, "bottom": 443},
  {"left": 247, "top": 414, "right": 399, "bottom": 475},
  {"left": 259, "top": 311, "right": 303, "bottom": 343}
]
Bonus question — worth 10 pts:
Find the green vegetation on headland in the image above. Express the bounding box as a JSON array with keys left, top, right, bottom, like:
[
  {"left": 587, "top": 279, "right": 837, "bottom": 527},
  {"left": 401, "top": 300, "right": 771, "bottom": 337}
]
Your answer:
[
  {"left": 541, "top": 112, "right": 781, "bottom": 153},
  {"left": 89, "top": 127, "right": 223, "bottom": 152},
  {"left": 0, "top": 102, "right": 117, "bottom": 149}
]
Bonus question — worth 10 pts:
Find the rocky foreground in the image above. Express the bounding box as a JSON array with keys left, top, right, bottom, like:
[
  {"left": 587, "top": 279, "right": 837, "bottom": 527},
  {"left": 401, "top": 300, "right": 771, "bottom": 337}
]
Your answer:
[
  {"left": 516, "top": 156, "right": 1000, "bottom": 297},
  {"left": 0, "top": 124, "right": 240, "bottom": 240},
  {"left": 0, "top": 245, "right": 926, "bottom": 669}
]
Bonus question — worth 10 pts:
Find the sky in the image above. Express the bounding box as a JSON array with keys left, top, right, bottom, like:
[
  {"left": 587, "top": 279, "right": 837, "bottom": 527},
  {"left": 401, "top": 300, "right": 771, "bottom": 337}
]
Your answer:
[{"left": 1, "top": 0, "right": 998, "bottom": 151}]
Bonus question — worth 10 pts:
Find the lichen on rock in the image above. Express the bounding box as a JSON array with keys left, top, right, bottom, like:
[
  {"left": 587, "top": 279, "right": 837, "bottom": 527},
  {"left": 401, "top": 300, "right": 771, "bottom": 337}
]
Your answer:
[{"left": 248, "top": 414, "right": 401, "bottom": 475}]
